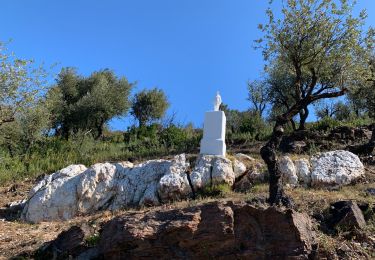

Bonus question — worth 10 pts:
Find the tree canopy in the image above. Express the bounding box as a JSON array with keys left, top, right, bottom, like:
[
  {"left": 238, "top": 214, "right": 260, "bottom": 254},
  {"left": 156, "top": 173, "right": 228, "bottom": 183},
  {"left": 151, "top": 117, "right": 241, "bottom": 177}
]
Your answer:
[
  {"left": 48, "top": 68, "right": 133, "bottom": 139},
  {"left": 130, "top": 88, "right": 169, "bottom": 127}
]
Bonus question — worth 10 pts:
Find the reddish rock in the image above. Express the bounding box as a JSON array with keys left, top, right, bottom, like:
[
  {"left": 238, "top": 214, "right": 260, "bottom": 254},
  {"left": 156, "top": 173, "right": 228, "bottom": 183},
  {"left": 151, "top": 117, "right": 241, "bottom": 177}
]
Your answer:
[{"left": 97, "top": 201, "right": 317, "bottom": 259}]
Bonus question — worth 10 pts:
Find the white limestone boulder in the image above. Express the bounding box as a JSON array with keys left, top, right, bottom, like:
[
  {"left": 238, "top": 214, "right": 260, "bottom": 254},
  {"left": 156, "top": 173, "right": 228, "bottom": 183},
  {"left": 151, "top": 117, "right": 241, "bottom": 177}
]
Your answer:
[
  {"left": 21, "top": 164, "right": 87, "bottom": 223},
  {"left": 21, "top": 155, "right": 190, "bottom": 223},
  {"left": 156, "top": 154, "right": 191, "bottom": 202},
  {"left": 278, "top": 156, "right": 298, "bottom": 186},
  {"left": 77, "top": 163, "right": 118, "bottom": 213},
  {"left": 310, "top": 150, "right": 365, "bottom": 187},
  {"left": 295, "top": 159, "right": 311, "bottom": 186},
  {"left": 212, "top": 156, "right": 235, "bottom": 186},
  {"left": 190, "top": 155, "right": 235, "bottom": 190}
]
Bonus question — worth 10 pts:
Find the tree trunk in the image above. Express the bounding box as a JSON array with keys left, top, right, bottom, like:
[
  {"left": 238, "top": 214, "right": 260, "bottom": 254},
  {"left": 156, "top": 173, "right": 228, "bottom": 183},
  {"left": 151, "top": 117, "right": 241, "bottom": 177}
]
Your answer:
[
  {"left": 95, "top": 119, "right": 104, "bottom": 140},
  {"left": 260, "top": 120, "right": 288, "bottom": 206},
  {"left": 298, "top": 106, "right": 309, "bottom": 130}
]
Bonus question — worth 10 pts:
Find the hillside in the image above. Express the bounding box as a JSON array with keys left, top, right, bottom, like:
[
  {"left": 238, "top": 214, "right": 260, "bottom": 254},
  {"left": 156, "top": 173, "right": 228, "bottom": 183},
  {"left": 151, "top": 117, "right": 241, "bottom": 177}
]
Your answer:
[{"left": 0, "top": 128, "right": 374, "bottom": 259}]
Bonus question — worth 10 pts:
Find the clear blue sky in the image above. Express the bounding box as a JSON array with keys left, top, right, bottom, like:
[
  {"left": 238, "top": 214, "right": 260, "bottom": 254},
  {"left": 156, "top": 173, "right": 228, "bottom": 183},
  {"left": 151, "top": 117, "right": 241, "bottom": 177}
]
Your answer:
[{"left": 1, "top": 1, "right": 374, "bottom": 130}]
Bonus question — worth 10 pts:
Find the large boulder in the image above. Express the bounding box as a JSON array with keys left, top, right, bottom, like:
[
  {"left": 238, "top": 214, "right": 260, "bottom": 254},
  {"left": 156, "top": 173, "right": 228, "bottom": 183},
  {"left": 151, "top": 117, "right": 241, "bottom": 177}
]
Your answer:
[
  {"left": 21, "top": 164, "right": 88, "bottom": 223},
  {"left": 93, "top": 202, "right": 317, "bottom": 259},
  {"left": 310, "top": 150, "right": 365, "bottom": 187},
  {"left": 37, "top": 201, "right": 318, "bottom": 259},
  {"left": 21, "top": 155, "right": 191, "bottom": 223},
  {"left": 157, "top": 154, "right": 191, "bottom": 202}
]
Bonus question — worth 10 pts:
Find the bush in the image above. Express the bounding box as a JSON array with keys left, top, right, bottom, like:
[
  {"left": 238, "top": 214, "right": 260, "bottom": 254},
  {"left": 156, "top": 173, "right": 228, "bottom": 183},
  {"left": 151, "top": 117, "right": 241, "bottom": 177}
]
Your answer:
[
  {"left": 309, "top": 116, "right": 374, "bottom": 132},
  {"left": 310, "top": 116, "right": 342, "bottom": 132}
]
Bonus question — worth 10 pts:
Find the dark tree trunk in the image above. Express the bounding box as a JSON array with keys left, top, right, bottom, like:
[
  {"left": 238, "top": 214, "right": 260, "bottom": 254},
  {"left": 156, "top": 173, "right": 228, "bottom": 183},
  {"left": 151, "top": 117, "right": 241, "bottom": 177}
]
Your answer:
[
  {"left": 260, "top": 120, "right": 288, "bottom": 206},
  {"left": 61, "top": 122, "right": 70, "bottom": 140},
  {"left": 298, "top": 106, "right": 309, "bottom": 130},
  {"left": 95, "top": 119, "right": 105, "bottom": 140}
]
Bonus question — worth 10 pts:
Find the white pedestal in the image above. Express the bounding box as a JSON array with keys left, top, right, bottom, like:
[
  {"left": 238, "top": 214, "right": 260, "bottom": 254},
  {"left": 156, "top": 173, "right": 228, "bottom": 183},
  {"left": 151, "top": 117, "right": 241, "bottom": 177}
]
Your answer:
[{"left": 200, "top": 111, "right": 226, "bottom": 156}]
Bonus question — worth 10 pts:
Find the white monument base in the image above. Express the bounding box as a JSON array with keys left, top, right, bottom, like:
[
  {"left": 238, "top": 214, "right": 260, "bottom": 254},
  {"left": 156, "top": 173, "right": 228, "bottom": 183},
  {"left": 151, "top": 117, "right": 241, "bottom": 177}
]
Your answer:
[{"left": 200, "top": 111, "right": 226, "bottom": 156}]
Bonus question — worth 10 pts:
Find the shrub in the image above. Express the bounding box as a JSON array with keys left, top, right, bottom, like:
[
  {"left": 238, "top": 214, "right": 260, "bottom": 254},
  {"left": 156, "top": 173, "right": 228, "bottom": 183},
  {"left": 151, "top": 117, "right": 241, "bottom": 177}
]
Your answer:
[{"left": 197, "top": 183, "right": 232, "bottom": 198}]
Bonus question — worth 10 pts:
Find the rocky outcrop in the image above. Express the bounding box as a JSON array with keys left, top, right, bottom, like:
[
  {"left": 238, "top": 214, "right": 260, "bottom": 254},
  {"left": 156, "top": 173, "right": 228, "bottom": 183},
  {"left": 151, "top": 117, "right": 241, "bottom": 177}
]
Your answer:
[
  {"left": 21, "top": 156, "right": 191, "bottom": 222},
  {"left": 22, "top": 164, "right": 88, "bottom": 223},
  {"left": 276, "top": 151, "right": 364, "bottom": 187},
  {"left": 310, "top": 150, "right": 365, "bottom": 187},
  {"left": 233, "top": 154, "right": 266, "bottom": 193},
  {"left": 190, "top": 155, "right": 235, "bottom": 190},
  {"left": 278, "top": 156, "right": 298, "bottom": 186},
  {"left": 36, "top": 201, "right": 317, "bottom": 259},
  {"left": 21, "top": 154, "right": 249, "bottom": 223}
]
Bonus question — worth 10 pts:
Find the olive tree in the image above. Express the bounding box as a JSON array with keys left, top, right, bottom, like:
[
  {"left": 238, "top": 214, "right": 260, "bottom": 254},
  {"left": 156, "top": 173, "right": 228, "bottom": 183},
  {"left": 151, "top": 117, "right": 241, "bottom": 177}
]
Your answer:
[
  {"left": 48, "top": 68, "right": 133, "bottom": 139},
  {"left": 256, "top": 0, "right": 374, "bottom": 205},
  {"left": 130, "top": 88, "right": 170, "bottom": 127}
]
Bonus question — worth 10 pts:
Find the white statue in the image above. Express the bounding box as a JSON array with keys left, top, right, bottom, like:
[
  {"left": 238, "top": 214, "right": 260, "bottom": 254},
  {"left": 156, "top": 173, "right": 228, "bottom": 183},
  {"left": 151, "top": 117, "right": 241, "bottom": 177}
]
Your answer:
[
  {"left": 213, "top": 91, "right": 222, "bottom": 111},
  {"left": 201, "top": 91, "right": 226, "bottom": 156}
]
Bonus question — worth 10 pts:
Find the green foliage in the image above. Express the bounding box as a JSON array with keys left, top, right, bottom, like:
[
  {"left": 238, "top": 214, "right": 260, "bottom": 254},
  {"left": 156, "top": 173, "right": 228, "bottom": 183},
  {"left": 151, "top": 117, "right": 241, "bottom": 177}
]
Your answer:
[
  {"left": 197, "top": 183, "right": 232, "bottom": 198},
  {"left": 0, "top": 124, "right": 202, "bottom": 184},
  {"left": 0, "top": 100, "right": 51, "bottom": 156},
  {"left": 125, "top": 123, "right": 201, "bottom": 155},
  {"left": 48, "top": 68, "right": 133, "bottom": 139},
  {"left": 239, "top": 111, "right": 271, "bottom": 140},
  {"left": 130, "top": 88, "right": 169, "bottom": 127},
  {"left": 0, "top": 41, "right": 47, "bottom": 127},
  {"left": 310, "top": 116, "right": 343, "bottom": 132},
  {"left": 257, "top": 0, "right": 374, "bottom": 125},
  {"left": 219, "top": 104, "right": 272, "bottom": 141},
  {"left": 309, "top": 115, "right": 374, "bottom": 133},
  {"left": 85, "top": 234, "right": 100, "bottom": 247},
  {"left": 348, "top": 55, "right": 375, "bottom": 119}
]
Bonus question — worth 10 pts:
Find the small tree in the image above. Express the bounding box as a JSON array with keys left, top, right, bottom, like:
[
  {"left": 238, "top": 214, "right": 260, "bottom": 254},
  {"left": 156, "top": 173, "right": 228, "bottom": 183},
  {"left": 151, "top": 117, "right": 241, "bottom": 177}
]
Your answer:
[
  {"left": 247, "top": 80, "right": 269, "bottom": 118},
  {"left": 256, "top": 0, "right": 374, "bottom": 205},
  {"left": 315, "top": 100, "right": 352, "bottom": 121},
  {"left": 131, "top": 88, "right": 169, "bottom": 127}
]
